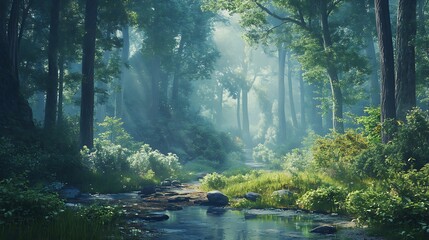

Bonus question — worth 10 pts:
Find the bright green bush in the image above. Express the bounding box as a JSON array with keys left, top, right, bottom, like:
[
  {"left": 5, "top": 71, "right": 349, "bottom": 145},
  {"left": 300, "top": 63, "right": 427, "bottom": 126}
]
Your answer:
[
  {"left": 312, "top": 130, "right": 369, "bottom": 183},
  {"left": 252, "top": 144, "right": 280, "bottom": 169},
  {"left": 81, "top": 140, "right": 131, "bottom": 175},
  {"left": 96, "top": 116, "right": 136, "bottom": 149},
  {"left": 200, "top": 172, "right": 227, "bottom": 190},
  {"left": 394, "top": 108, "right": 429, "bottom": 170},
  {"left": 127, "top": 144, "right": 181, "bottom": 181},
  {"left": 282, "top": 148, "right": 312, "bottom": 173},
  {"left": 297, "top": 186, "right": 347, "bottom": 213},
  {"left": 0, "top": 178, "right": 64, "bottom": 224}
]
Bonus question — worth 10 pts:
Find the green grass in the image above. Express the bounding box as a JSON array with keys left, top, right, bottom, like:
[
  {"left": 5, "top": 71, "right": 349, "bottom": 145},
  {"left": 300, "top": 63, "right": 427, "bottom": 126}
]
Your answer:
[
  {"left": 201, "top": 170, "right": 349, "bottom": 209},
  {"left": 0, "top": 210, "right": 120, "bottom": 240}
]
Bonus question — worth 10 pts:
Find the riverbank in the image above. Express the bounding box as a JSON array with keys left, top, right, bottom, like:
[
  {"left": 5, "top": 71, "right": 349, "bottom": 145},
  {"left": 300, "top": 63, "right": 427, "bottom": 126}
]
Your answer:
[{"left": 68, "top": 182, "right": 383, "bottom": 240}]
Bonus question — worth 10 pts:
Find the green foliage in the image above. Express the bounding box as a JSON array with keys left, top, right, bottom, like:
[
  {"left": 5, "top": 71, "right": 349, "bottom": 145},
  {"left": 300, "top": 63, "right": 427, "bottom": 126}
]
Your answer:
[
  {"left": 78, "top": 204, "right": 122, "bottom": 225},
  {"left": 81, "top": 140, "right": 131, "bottom": 175},
  {"left": 345, "top": 188, "right": 402, "bottom": 227},
  {"left": 128, "top": 144, "right": 182, "bottom": 181},
  {"left": 282, "top": 148, "right": 312, "bottom": 173},
  {"left": 200, "top": 172, "right": 227, "bottom": 190},
  {"left": 356, "top": 107, "right": 381, "bottom": 143},
  {"left": 0, "top": 178, "right": 64, "bottom": 224},
  {"left": 252, "top": 144, "right": 280, "bottom": 167},
  {"left": 96, "top": 116, "right": 135, "bottom": 149},
  {"left": 394, "top": 108, "right": 429, "bottom": 169},
  {"left": 297, "top": 186, "right": 347, "bottom": 213},
  {"left": 312, "top": 130, "right": 369, "bottom": 183},
  {"left": 0, "top": 207, "right": 121, "bottom": 240}
]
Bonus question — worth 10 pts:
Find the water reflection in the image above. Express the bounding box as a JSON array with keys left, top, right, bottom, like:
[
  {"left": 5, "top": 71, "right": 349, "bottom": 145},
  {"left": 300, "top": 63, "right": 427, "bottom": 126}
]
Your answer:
[{"left": 147, "top": 206, "right": 353, "bottom": 240}]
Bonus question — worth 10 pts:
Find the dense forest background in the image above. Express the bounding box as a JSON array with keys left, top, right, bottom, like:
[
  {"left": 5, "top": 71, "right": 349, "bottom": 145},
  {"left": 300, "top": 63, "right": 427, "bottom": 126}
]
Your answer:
[{"left": 1, "top": 0, "right": 429, "bottom": 239}]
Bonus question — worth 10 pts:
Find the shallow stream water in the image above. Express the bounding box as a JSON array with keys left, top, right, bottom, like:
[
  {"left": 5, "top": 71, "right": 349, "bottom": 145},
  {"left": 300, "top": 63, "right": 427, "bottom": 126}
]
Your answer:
[{"left": 143, "top": 206, "right": 374, "bottom": 240}]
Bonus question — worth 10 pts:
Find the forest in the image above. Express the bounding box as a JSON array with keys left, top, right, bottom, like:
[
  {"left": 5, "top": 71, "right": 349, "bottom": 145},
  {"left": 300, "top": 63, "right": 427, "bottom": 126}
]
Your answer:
[{"left": 1, "top": 0, "right": 429, "bottom": 239}]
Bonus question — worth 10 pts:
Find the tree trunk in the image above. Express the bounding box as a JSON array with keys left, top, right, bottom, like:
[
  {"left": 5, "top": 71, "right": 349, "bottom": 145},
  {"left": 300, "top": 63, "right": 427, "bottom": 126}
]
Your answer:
[
  {"left": 319, "top": 0, "right": 344, "bottom": 133},
  {"left": 298, "top": 66, "right": 306, "bottom": 129},
  {"left": 374, "top": 0, "right": 396, "bottom": 143},
  {"left": 236, "top": 91, "right": 242, "bottom": 135},
  {"left": 172, "top": 34, "right": 185, "bottom": 112},
  {"left": 395, "top": 0, "right": 417, "bottom": 121},
  {"left": 277, "top": 46, "right": 287, "bottom": 143},
  {"left": 149, "top": 56, "right": 161, "bottom": 121},
  {"left": 216, "top": 83, "right": 223, "bottom": 127},
  {"left": 57, "top": 55, "right": 65, "bottom": 126},
  {"left": 242, "top": 87, "right": 250, "bottom": 143},
  {"left": 44, "top": 0, "right": 61, "bottom": 129},
  {"left": 0, "top": 0, "right": 33, "bottom": 134},
  {"left": 286, "top": 51, "right": 298, "bottom": 129},
  {"left": 80, "top": 0, "right": 98, "bottom": 149},
  {"left": 116, "top": 25, "right": 129, "bottom": 118},
  {"left": 308, "top": 82, "right": 323, "bottom": 134},
  {"left": 366, "top": 37, "right": 381, "bottom": 106}
]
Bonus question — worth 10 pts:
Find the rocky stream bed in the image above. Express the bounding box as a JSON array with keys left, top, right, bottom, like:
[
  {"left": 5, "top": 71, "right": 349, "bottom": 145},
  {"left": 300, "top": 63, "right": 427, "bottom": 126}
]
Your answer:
[{"left": 65, "top": 182, "right": 383, "bottom": 240}]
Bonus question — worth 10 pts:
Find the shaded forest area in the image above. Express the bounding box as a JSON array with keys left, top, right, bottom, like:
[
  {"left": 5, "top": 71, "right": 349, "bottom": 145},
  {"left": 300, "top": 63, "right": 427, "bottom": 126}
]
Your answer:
[{"left": 1, "top": 0, "right": 429, "bottom": 239}]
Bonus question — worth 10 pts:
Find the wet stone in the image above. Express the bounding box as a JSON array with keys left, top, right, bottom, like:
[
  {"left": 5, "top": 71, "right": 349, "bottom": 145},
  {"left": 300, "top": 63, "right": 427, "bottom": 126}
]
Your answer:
[
  {"left": 139, "top": 214, "right": 170, "bottom": 222},
  {"left": 310, "top": 225, "right": 337, "bottom": 234}
]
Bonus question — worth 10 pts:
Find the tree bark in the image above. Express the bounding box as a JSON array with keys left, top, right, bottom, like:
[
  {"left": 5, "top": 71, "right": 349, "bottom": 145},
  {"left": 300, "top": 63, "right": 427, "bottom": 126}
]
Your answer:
[
  {"left": 308, "top": 82, "right": 323, "bottom": 134},
  {"left": 57, "top": 55, "right": 65, "bottom": 126},
  {"left": 149, "top": 56, "right": 161, "bottom": 121},
  {"left": 277, "top": 46, "right": 287, "bottom": 143},
  {"left": 0, "top": 0, "right": 34, "bottom": 134},
  {"left": 80, "top": 0, "right": 98, "bottom": 148},
  {"left": 172, "top": 34, "right": 185, "bottom": 112},
  {"left": 366, "top": 37, "right": 380, "bottom": 106},
  {"left": 286, "top": 51, "right": 298, "bottom": 128},
  {"left": 215, "top": 83, "right": 223, "bottom": 127},
  {"left": 298, "top": 66, "right": 306, "bottom": 129},
  {"left": 242, "top": 87, "right": 250, "bottom": 143},
  {"left": 319, "top": 0, "right": 344, "bottom": 133},
  {"left": 116, "top": 25, "right": 129, "bottom": 118},
  {"left": 45, "top": 0, "right": 61, "bottom": 129},
  {"left": 374, "top": 0, "right": 396, "bottom": 143},
  {"left": 236, "top": 91, "right": 242, "bottom": 135},
  {"left": 395, "top": 0, "right": 417, "bottom": 121}
]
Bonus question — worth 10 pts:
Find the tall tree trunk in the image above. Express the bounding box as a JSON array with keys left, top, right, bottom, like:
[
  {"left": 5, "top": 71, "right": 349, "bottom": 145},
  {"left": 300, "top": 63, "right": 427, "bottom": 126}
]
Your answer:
[
  {"left": 57, "top": 55, "right": 65, "bottom": 126},
  {"left": 374, "top": 0, "right": 396, "bottom": 143},
  {"left": 319, "top": 0, "right": 344, "bottom": 133},
  {"left": 0, "top": 0, "right": 33, "bottom": 134},
  {"left": 298, "top": 66, "right": 306, "bottom": 129},
  {"left": 45, "top": 0, "right": 61, "bottom": 129},
  {"left": 395, "top": 0, "right": 417, "bottom": 121},
  {"left": 236, "top": 91, "right": 242, "bottom": 135},
  {"left": 80, "top": 0, "right": 98, "bottom": 148},
  {"left": 366, "top": 37, "right": 381, "bottom": 106},
  {"left": 308, "top": 82, "right": 323, "bottom": 134},
  {"left": 286, "top": 51, "right": 298, "bottom": 128},
  {"left": 417, "top": 0, "right": 426, "bottom": 35},
  {"left": 172, "top": 34, "right": 185, "bottom": 112},
  {"left": 216, "top": 83, "right": 223, "bottom": 127},
  {"left": 242, "top": 87, "right": 250, "bottom": 143},
  {"left": 277, "top": 46, "right": 287, "bottom": 143},
  {"left": 116, "top": 25, "right": 129, "bottom": 118},
  {"left": 149, "top": 56, "right": 161, "bottom": 121}
]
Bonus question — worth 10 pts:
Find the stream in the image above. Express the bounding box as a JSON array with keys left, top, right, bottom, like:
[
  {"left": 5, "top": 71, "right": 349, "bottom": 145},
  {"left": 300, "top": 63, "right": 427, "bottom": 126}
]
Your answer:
[{"left": 143, "top": 206, "right": 373, "bottom": 240}]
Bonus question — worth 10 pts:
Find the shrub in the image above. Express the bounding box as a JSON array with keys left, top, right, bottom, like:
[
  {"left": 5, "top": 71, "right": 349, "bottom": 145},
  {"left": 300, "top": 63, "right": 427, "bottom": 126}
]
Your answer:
[
  {"left": 200, "top": 172, "right": 227, "bottom": 190},
  {"left": 297, "top": 186, "right": 347, "bottom": 213},
  {"left": 253, "top": 144, "right": 277, "bottom": 163},
  {"left": 394, "top": 108, "right": 429, "bottom": 170},
  {"left": 81, "top": 140, "right": 131, "bottom": 175},
  {"left": 282, "top": 148, "right": 312, "bottom": 173},
  {"left": 312, "top": 130, "right": 369, "bottom": 183},
  {"left": 96, "top": 116, "right": 136, "bottom": 150},
  {"left": 127, "top": 144, "right": 181, "bottom": 181},
  {"left": 0, "top": 178, "right": 64, "bottom": 224}
]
